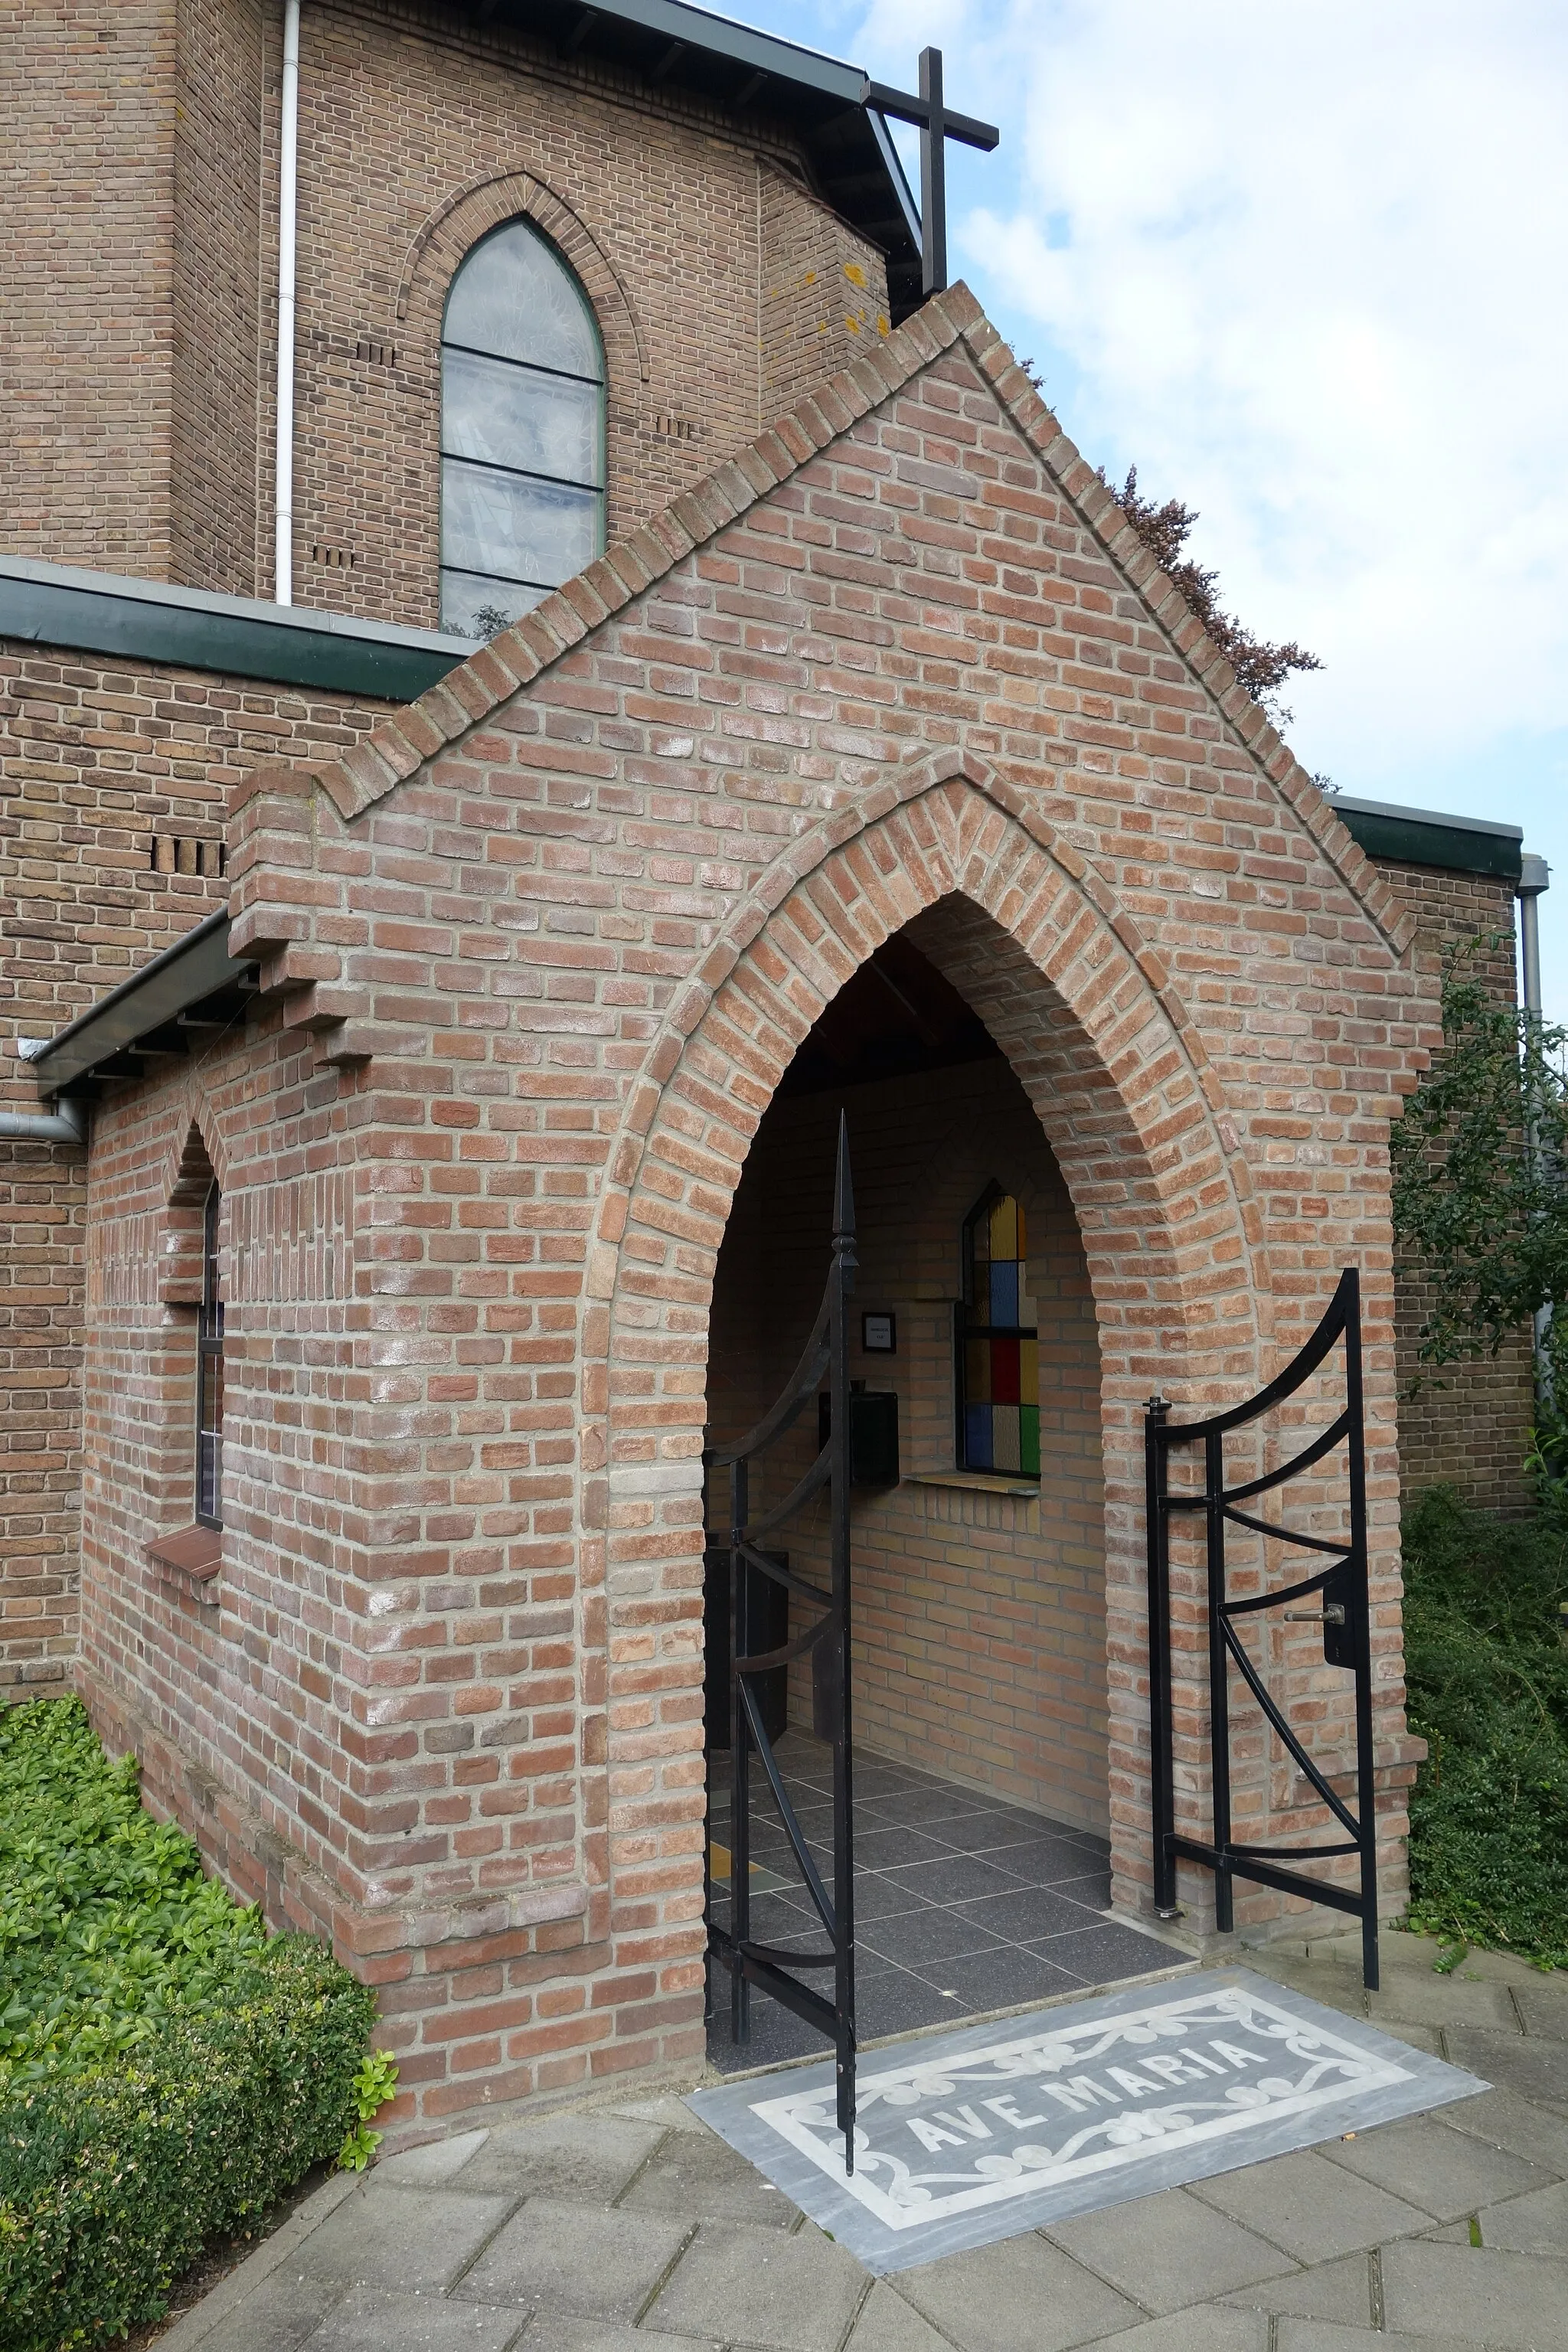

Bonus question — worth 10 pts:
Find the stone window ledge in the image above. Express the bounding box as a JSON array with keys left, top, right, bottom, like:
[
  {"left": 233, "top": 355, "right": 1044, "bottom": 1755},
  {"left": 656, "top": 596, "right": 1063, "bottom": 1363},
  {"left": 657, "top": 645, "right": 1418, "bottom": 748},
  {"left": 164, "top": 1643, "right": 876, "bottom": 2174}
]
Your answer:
[
  {"left": 148, "top": 1524, "right": 224, "bottom": 1596},
  {"left": 906, "top": 1471, "right": 1039, "bottom": 1498}
]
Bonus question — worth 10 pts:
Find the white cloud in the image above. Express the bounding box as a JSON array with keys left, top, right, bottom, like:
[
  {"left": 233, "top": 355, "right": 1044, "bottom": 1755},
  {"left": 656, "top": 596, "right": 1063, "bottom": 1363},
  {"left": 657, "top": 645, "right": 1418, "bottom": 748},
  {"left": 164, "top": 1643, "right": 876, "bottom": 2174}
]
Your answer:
[{"left": 753, "top": 0, "right": 1568, "bottom": 1002}]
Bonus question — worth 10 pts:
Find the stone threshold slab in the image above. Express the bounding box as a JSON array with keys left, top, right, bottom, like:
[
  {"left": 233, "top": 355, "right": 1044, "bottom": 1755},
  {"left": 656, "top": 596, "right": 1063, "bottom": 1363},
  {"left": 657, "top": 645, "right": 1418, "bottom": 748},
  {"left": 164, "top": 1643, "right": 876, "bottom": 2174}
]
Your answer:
[{"left": 689, "top": 1966, "right": 1488, "bottom": 2275}]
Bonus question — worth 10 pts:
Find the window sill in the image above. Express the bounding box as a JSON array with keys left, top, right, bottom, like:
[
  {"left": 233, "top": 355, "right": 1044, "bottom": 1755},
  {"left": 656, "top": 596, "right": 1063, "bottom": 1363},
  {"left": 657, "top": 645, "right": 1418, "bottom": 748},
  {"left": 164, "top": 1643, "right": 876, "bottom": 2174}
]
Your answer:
[
  {"left": 148, "top": 1524, "right": 224, "bottom": 1584},
  {"left": 906, "top": 1472, "right": 1039, "bottom": 1498}
]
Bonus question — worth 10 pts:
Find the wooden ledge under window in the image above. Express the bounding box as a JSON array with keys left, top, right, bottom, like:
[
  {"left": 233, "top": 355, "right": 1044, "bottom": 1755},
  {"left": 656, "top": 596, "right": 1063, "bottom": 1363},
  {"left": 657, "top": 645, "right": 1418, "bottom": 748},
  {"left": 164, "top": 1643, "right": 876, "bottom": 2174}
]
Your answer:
[
  {"left": 148, "top": 1524, "right": 224, "bottom": 1584},
  {"left": 906, "top": 1472, "right": 1039, "bottom": 1499}
]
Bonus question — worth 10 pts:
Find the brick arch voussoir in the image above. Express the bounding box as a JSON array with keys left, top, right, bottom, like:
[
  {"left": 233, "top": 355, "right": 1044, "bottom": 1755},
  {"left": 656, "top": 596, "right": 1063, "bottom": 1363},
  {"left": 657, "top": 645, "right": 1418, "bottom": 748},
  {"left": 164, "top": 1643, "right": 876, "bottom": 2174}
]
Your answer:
[
  {"left": 396, "top": 168, "right": 648, "bottom": 397},
  {"left": 590, "top": 761, "right": 1267, "bottom": 1410},
  {"left": 158, "top": 1085, "right": 230, "bottom": 1207}
]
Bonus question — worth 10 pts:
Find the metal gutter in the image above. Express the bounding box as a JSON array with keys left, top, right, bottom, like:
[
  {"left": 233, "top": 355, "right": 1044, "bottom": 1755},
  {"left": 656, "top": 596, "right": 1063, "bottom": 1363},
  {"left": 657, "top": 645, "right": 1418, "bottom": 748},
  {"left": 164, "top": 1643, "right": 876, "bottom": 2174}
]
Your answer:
[
  {"left": 1333, "top": 792, "right": 1524, "bottom": 884},
  {"left": 0, "top": 556, "right": 474, "bottom": 699},
  {"left": 28, "top": 913, "right": 254, "bottom": 1098}
]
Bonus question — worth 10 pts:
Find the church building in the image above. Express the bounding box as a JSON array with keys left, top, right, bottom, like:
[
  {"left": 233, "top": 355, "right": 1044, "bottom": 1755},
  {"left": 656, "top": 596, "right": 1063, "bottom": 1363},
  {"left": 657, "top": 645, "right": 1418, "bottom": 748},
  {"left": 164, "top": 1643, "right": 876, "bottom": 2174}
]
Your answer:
[{"left": 0, "top": 0, "right": 1540, "bottom": 2135}]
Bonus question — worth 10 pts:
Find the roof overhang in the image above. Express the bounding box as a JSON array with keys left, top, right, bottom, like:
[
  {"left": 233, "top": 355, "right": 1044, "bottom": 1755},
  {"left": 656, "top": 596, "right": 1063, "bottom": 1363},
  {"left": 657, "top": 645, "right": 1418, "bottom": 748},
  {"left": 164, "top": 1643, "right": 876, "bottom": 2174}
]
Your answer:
[
  {"left": 25, "top": 913, "right": 256, "bottom": 1098},
  {"left": 1334, "top": 795, "right": 1525, "bottom": 884},
  {"left": 449, "top": 0, "right": 927, "bottom": 315}
]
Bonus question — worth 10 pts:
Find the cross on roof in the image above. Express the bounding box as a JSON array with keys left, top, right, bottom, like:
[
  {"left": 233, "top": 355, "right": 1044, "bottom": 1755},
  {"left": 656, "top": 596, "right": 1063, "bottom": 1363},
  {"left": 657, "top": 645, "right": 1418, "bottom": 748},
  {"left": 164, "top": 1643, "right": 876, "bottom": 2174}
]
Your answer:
[{"left": 864, "top": 48, "right": 1000, "bottom": 302}]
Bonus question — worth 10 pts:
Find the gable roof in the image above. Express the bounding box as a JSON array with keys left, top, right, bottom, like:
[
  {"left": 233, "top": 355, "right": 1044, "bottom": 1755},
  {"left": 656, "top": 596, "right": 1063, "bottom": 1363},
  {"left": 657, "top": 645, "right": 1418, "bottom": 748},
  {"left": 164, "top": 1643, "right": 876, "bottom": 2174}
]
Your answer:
[{"left": 252, "top": 282, "right": 1409, "bottom": 960}]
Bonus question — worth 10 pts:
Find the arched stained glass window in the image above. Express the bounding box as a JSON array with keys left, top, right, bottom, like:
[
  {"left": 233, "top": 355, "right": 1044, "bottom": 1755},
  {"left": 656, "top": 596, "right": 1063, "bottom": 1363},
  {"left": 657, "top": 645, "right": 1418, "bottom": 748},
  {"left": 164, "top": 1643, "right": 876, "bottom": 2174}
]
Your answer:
[
  {"left": 958, "top": 1187, "right": 1039, "bottom": 1477},
  {"left": 439, "top": 218, "right": 606, "bottom": 639}
]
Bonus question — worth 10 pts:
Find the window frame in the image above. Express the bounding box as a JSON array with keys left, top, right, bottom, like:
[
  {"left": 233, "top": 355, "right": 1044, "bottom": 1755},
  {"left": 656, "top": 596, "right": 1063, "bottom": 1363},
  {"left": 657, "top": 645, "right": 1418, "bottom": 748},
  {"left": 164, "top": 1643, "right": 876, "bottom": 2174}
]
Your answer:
[
  {"left": 955, "top": 1181, "right": 1040, "bottom": 1481},
  {"left": 438, "top": 217, "right": 609, "bottom": 636},
  {"left": 194, "top": 1177, "right": 224, "bottom": 1530}
]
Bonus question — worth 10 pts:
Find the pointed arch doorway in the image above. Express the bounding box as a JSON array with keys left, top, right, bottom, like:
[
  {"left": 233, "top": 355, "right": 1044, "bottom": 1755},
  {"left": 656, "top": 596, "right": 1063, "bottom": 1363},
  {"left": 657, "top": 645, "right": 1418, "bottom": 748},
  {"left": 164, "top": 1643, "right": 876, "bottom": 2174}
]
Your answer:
[{"left": 701, "top": 919, "right": 1181, "bottom": 2071}]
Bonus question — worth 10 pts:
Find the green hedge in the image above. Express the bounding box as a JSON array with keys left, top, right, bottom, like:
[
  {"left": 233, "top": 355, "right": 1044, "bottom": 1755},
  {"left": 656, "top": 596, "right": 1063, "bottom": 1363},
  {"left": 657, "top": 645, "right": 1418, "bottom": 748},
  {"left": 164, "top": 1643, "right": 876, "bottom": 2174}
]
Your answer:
[
  {"left": 0, "top": 1700, "right": 377, "bottom": 2351},
  {"left": 1403, "top": 1488, "right": 1568, "bottom": 1968}
]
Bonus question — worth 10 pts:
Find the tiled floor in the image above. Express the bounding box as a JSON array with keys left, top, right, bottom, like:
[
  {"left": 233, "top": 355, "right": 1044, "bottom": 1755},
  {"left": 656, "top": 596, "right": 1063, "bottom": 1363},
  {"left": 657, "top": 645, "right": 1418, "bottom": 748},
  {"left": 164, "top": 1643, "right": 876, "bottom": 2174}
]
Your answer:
[{"left": 705, "top": 1730, "right": 1184, "bottom": 2071}]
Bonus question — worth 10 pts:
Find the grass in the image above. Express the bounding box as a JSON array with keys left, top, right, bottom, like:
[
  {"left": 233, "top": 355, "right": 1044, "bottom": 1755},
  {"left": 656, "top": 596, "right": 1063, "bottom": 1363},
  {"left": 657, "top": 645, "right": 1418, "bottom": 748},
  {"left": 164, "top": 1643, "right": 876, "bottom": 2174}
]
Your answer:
[{"left": 1401, "top": 1486, "right": 1568, "bottom": 1969}]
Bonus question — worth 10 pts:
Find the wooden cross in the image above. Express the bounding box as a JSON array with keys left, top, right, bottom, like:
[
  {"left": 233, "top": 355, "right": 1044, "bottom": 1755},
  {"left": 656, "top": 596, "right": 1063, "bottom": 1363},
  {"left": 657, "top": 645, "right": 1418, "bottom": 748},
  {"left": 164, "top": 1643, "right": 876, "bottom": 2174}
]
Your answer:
[{"left": 865, "top": 47, "right": 1000, "bottom": 301}]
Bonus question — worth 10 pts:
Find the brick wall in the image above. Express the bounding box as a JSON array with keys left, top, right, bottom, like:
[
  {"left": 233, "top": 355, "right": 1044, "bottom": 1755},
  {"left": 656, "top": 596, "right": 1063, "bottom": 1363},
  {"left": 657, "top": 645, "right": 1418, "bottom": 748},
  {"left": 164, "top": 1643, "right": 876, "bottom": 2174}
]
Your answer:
[
  {"left": 707, "top": 1057, "right": 1109, "bottom": 1831},
  {"left": 0, "top": 638, "right": 396, "bottom": 1695},
  {"left": 4, "top": 0, "right": 890, "bottom": 616},
  {"left": 61, "top": 291, "right": 1430, "bottom": 2132},
  {"left": 172, "top": 0, "right": 266, "bottom": 596},
  {"left": 2, "top": 0, "right": 178, "bottom": 578},
  {"left": 1364, "top": 855, "right": 1534, "bottom": 1514}
]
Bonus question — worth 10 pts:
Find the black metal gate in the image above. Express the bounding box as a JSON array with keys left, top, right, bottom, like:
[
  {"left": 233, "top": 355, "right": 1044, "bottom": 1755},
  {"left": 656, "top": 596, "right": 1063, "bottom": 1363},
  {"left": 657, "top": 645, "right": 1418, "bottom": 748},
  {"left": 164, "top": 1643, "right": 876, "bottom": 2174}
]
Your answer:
[
  {"left": 1145, "top": 1266, "right": 1380, "bottom": 1988},
  {"left": 704, "top": 1113, "right": 859, "bottom": 2170}
]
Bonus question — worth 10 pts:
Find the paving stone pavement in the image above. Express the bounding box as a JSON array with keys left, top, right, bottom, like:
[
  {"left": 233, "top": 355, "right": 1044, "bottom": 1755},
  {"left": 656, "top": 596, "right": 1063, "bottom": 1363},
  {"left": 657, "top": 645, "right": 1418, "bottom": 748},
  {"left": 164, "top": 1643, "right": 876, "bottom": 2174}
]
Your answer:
[{"left": 159, "top": 1932, "right": 1568, "bottom": 2352}]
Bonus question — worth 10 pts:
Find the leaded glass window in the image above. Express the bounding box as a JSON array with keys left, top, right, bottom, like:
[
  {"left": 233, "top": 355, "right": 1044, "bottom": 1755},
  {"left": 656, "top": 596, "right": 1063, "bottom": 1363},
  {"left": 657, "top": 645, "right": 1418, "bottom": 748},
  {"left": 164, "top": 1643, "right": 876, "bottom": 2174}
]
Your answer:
[
  {"left": 958, "top": 1187, "right": 1039, "bottom": 1476},
  {"left": 439, "top": 218, "right": 606, "bottom": 639},
  {"left": 196, "top": 1178, "right": 224, "bottom": 1529}
]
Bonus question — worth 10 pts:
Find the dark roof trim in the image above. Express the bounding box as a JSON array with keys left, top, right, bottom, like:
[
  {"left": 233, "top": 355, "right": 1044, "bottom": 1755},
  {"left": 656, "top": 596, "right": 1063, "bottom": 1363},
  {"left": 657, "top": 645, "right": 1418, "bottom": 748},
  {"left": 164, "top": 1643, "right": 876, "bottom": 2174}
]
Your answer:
[
  {"left": 452, "top": 0, "right": 927, "bottom": 314},
  {"left": 0, "top": 557, "right": 474, "bottom": 701},
  {"left": 28, "top": 913, "right": 253, "bottom": 1097},
  {"left": 1334, "top": 793, "right": 1524, "bottom": 884}
]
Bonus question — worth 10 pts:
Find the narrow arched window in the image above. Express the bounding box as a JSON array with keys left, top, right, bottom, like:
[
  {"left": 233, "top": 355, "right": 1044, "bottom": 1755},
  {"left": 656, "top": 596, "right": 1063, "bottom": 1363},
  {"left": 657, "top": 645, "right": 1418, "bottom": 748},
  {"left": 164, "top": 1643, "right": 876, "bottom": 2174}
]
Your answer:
[
  {"left": 196, "top": 1178, "right": 224, "bottom": 1528},
  {"left": 958, "top": 1186, "right": 1039, "bottom": 1477},
  {"left": 439, "top": 218, "right": 606, "bottom": 638}
]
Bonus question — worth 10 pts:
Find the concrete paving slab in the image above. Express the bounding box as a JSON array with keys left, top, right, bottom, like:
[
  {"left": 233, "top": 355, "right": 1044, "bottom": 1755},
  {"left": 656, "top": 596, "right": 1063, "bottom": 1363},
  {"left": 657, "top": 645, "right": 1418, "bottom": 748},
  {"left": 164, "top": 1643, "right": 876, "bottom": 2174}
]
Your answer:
[
  {"left": 1436, "top": 2084, "right": 1568, "bottom": 2174},
  {"left": 619, "top": 2125, "right": 804, "bottom": 2229},
  {"left": 1443, "top": 2028, "right": 1568, "bottom": 2117},
  {"left": 1367, "top": 1980, "right": 1521, "bottom": 2034},
  {"left": 1318, "top": 2114, "right": 1550, "bottom": 2218},
  {"left": 507, "top": 2320, "right": 720, "bottom": 2352},
  {"left": 1512, "top": 1984, "right": 1568, "bottom": 2043},
  {"left": 455, "top": 2198, "right": 691, "bottom": 2319},
  {"left": 443, "top": 2112, "right": 665, "bottom": 2203},
  {"left": 1191, "top": 2148, "right": 1435, "bottom": 2262},
  {"left": 1379, "top": 2238, "right": 1568, "bottom": 2347},
  {"left": 1214, "top": 2252, "right": 1374, "bottom": 2325},
  {"left": 843, "top": 2278, "right": 956, "bottom": 2350},
  {"left": 642, "top": 2219, "right": 867, "bottom": 2352},
  {"left": 377, "top": 2129, "right": 492, "bottom": 2187},
  {"left": 1044, "top": 2188, "right": 1296, "bottom": 2314},
  {"left": 897, "top": 2233, "right": 1142, "bottom": 2352},
  {"left": 1086, "top": 2308, "right": 1269, "bottom": 2352},
  {"left": 296, "top": 2184, "right": 514, "bottom": 2292},
  {"left": 1475, "top": 2177, "right": 1568, "bottom": 2256},
  {"left": 1276, "top": 2321, "right": 1463, "bottom": 2352},
  {"left": 198, "top": 2272, "right": 345, "bottom": 2352},
  {"left": 296, "top": 2285, "right": 524, "bottom": 2350}
]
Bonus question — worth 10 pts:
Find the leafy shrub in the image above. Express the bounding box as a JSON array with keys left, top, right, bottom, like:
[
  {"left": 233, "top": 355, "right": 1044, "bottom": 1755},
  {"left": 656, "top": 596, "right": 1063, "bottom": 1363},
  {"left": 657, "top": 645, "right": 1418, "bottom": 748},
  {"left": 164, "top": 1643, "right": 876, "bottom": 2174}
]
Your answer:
[
  {"left": 1403, "top": 1489, "right": 1568, "bottom": 1968},
  {"left": 0, "top": 1699, "right": 384, "bottom": 2350}
]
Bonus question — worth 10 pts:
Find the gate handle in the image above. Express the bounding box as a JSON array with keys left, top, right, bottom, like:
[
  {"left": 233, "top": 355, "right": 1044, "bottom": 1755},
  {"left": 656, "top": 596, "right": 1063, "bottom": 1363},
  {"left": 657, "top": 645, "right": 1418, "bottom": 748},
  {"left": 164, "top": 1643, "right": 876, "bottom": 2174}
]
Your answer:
[{"left": 1283, "top": 1604, "right": 1345, "bottom": 1624}]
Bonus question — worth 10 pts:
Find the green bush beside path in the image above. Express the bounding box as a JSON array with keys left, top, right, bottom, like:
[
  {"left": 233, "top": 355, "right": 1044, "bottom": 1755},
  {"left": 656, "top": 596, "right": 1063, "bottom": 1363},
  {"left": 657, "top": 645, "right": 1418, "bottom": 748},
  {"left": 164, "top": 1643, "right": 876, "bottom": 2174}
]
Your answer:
[{"left": 0, "top": 1697, "right": 384, "bottom": 2352}]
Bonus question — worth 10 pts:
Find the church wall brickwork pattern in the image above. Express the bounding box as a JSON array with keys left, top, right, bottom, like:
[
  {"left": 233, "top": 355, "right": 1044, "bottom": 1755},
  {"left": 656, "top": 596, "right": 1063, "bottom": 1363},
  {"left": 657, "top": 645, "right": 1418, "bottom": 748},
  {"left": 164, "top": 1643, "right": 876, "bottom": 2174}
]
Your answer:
[
  {"left": 0, "top": 639, "right": 397, "bottom": 1696},
  {"left": 61, "top": 291, "right": 1434, "bottom": 2133}
]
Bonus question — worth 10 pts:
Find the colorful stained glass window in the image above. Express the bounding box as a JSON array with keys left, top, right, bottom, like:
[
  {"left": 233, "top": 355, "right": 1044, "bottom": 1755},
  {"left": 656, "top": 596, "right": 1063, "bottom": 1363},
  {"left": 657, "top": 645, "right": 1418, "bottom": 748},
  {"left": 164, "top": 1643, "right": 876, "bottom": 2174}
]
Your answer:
[{"left": 958, "top": 1187, "right": 1039, "bottom": 1477}]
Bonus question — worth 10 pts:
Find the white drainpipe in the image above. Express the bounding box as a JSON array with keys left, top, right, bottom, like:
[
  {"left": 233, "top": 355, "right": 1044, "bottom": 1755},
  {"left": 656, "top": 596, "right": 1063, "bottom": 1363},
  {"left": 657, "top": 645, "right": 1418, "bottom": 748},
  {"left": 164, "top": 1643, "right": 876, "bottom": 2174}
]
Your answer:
[{"left": 274, "top": 0, "right": 302, "bottom": 606}]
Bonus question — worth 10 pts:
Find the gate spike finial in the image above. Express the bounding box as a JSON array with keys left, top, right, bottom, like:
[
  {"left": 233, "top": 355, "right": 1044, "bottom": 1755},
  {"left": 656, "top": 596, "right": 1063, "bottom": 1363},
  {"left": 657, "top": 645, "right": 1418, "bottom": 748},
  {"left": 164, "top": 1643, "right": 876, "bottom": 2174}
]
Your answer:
[{"left": 833, "top": 1109, "right": 855, "bottom": 1246}]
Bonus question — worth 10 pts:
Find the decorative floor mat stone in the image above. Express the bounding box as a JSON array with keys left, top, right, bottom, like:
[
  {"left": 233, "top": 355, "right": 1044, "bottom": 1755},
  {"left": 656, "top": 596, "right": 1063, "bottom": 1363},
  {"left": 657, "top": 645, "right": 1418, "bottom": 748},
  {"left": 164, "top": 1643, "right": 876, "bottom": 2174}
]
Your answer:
[{"left": 689, "top": 1967, "right": 1488, "bottom": 2275}]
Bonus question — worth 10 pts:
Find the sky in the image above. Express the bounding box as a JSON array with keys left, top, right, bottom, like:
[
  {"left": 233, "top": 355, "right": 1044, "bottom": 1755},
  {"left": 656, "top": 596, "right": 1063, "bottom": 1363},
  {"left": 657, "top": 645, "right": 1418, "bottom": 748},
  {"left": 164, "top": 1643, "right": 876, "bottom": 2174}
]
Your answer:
[{"left": 733, "top": 0, "right": 1568, "bottom": 1017}]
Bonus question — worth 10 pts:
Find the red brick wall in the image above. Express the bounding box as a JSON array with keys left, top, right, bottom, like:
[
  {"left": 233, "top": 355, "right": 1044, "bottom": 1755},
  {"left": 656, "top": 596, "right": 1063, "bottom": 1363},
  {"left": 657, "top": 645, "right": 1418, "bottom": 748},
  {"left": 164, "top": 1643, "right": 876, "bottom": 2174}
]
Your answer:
[
  {"left": 0, "top": 639, "right": 395, "bottom": 1697},
  {"left": 2, "top": 0, "right": 178, "bottom": 578},
  {"left": 1365, "top": 856, "right": 1534, "bottom": 1514},
  {"left": 63, "top": 292, "right": 1429, "bottom": 2130},
  {"left": 707, "top": 1056, "right": 1109, "bottom": 1831}
]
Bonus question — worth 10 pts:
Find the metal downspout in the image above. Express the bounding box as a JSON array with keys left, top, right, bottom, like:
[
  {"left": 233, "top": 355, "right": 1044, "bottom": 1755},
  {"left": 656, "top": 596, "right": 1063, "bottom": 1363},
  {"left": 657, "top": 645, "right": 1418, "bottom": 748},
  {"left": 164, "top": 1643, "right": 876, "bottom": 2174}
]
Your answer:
[{"left": 274, "top": 0, "right": 301, "bottom": 606}]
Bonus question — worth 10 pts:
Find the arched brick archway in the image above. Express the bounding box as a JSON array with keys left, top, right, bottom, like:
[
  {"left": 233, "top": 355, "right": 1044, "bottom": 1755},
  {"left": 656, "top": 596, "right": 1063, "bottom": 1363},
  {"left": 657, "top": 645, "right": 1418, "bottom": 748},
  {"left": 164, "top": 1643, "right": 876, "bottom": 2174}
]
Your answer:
[{"left": 581, "top": 761, "right": 1276, "bottom": 2007}]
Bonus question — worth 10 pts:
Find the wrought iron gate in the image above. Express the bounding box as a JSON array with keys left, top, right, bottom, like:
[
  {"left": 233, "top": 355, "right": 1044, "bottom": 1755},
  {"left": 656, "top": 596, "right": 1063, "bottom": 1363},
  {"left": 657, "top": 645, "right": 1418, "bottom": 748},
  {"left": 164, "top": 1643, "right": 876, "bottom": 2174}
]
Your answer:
[
  {"left": 704, "top": 1113, "right": 859, "bottom": 2170},
  {"left": 1145, "top": 1266, "right": 1380, "bottom": 1989}
]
